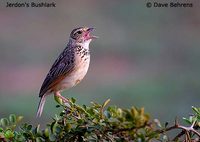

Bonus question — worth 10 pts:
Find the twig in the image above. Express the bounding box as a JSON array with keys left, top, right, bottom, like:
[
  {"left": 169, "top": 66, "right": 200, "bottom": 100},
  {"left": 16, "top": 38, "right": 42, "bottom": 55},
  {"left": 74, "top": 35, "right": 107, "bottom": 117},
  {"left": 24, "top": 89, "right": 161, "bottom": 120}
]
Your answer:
[
  {"left": 155, "top": 118, "right": 200, "bottom": 141},
  {"left": 173, "top": 130, "right": 185, "bottom": 141}
]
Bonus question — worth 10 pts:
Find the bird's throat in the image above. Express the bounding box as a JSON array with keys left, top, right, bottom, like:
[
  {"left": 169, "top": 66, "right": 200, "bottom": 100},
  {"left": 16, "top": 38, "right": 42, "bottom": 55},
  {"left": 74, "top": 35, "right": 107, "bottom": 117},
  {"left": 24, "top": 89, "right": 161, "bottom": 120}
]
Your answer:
[{"left": 77, "top": 39, "right": 92, "bottom": 50}]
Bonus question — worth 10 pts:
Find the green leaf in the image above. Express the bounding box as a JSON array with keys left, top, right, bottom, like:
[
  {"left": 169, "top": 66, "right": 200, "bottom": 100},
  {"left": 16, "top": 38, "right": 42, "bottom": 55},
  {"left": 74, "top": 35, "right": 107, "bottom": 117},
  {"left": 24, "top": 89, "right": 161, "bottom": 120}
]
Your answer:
[
  {"left": 162, "top": 135, "right": 168, "bottom": 141},
  {"left": 56, "top": 105, "right": 60, "bottom": 108},
  {"left": 64, "top": 123, "right": 71, "bottom": 132},
  {"left": 102, "top": 99, "right": 110, "bottom": 109},
  {"left": 16, "top": 116, "right": 23, "bottom": 123},
  {"left": 9, "top": 114, "right": 16, "bottom": 124},
  {"left": 0, "top": 127, "right": 3, "bottom": 132},
  {"left": 76, "top": 105, "right": 86, "bottom": 113},
  {"left": 52, "top": 122, "right": 61, "bottom": 134},
  {"left": 50, "top": 121, "right": 56, "bottom": 133},
  {"left": 83, "top": 105, "right": 87, "bottom": 110},
  {"left": 77, "top": 119, "right": 84, "bottom": 124},
  {"left": 49, "top": 134, "right": 56, "bottom": 141},
  {"left": 59, "top": 111, "right": 65, "bottom": 117},
  {"left": 34, "top": 125, "right": 40, "bottom": 134},
  {"left": 71, "top": 97, "right": 76, "bottom": 103},
  {"left": 0, "top": 118, "right": 9, "bottom": 127},
  {"left": 54, "top": 95, "right": 63, "bottom": 105},
  {"left": 36, "top": 137, "right": 43, "bottom": 142},
  {"left": 183, "top": 117, "right": 192, "bottom": 124},
  {"left": 192, "top": 106, "right": 200, "bottom": 115},
  {"left": 27, "top": 125, "right": 32, "bottom": 131},
  {"left": 198, "top": 122, "right": 200, "bottom": 127},
  {"left": 13, "top": 131, "right": 25, "bottom": 141},
  {"left": 4, "top": 129, "right": 14, "bottom": 139},
  {"left": 154, "top": 119, "right": 162, "bottom": 128},
  {"left": 164, "top": 122, "right": 168, "bottom": 128},
  {"left": 44, "top": 128, "right": 49, "bottom": 137},
  {"left": 104, "top": 110, "right": 111, "bottom": 118}
]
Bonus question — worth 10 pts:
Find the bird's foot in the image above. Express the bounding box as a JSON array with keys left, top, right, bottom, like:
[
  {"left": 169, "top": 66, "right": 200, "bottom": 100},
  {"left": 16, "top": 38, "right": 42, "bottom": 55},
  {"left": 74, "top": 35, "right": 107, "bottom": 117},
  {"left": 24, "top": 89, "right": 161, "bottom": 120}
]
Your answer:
[{"left": 54, "top": 92, "right": 70, "bottom": 106}]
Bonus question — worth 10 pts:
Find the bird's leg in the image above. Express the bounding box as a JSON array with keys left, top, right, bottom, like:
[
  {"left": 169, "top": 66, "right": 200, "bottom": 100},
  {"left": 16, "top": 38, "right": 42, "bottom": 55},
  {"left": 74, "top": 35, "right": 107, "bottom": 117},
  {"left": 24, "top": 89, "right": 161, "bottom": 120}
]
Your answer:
[
  {"left": 54, "top": 92, "right": 71, "bottom": 114},
  {"left": 54, "top": 91, "right": 69, "bottom": 103}
]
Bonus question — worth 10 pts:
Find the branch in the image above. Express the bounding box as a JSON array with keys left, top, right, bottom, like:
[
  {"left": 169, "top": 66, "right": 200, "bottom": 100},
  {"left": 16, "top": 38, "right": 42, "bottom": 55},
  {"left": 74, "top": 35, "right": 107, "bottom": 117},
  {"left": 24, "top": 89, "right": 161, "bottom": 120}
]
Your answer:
[
  {"left": 105, "top": 123, "right": 149, "bottom": 134},
  {"left": 155, "top": 118, "right": 200, "bottom": 141}
]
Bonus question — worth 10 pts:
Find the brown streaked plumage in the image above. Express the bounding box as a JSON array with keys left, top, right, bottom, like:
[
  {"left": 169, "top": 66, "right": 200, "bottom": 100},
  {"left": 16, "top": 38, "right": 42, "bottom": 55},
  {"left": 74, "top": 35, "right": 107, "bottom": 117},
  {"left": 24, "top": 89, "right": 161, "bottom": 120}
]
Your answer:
[{"left": 37, "top": 27, "right": 97, "bottom": 117}]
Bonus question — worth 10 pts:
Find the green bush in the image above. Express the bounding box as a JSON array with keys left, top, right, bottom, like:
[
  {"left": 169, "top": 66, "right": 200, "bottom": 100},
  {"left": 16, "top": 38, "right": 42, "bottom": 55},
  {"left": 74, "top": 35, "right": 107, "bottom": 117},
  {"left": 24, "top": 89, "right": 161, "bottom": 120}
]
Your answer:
[{"left": 0, "top": 98, "right": 199, "bottom": 142}]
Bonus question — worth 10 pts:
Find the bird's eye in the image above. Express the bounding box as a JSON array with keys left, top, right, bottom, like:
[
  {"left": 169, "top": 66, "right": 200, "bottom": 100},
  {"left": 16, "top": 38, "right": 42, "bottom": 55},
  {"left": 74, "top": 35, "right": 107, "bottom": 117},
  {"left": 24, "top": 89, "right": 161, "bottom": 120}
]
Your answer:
[{"left": 77, "top": 30, "right": 82, "bottom": 34}]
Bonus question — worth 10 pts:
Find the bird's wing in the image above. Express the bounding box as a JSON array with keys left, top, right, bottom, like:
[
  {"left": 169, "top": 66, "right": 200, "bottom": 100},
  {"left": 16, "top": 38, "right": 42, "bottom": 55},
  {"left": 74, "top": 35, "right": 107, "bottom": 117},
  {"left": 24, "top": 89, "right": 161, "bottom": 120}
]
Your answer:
[{"left": 39, "top": 48, "right": 75, "bottom": 97}]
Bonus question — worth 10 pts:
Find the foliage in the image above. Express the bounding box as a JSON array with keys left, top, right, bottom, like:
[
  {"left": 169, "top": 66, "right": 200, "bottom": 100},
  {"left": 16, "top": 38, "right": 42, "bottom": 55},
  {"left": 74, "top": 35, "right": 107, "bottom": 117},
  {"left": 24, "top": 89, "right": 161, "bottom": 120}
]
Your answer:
[{"left": 0, "top": 99, "right": 199, "bottom": 142}]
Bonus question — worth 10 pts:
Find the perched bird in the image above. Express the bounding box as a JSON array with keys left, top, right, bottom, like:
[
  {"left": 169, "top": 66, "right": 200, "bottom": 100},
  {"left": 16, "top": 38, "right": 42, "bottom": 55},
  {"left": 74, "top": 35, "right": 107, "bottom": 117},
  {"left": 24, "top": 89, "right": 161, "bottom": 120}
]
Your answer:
[{"left": 37, "top": 27, "right": 97, "bottom": 117}]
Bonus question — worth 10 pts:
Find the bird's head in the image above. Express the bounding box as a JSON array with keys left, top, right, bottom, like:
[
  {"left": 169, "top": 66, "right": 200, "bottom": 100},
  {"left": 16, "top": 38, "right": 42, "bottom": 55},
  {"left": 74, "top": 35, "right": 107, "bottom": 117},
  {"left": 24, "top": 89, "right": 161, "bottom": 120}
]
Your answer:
[{"left": 70, "top": 27, "right": 98, "bottom": 43}]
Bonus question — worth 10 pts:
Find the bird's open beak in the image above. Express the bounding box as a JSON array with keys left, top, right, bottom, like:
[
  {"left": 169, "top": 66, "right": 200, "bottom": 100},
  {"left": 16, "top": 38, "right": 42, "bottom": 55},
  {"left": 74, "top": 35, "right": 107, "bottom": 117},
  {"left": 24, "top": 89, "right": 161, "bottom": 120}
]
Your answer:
[
  {"left": 86, "top": 27, "right": 98, "bottom": 39},
  {"left": 87, "top": 27, "right": 95, "bottom": 32}
]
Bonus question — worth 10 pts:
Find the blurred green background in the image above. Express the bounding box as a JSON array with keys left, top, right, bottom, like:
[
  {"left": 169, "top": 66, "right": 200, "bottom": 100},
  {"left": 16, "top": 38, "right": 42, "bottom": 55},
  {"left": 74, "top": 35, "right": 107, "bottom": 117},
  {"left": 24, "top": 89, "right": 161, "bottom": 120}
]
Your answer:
[{"left": 0, "top": 0, "right": 199, "bottom": 125}]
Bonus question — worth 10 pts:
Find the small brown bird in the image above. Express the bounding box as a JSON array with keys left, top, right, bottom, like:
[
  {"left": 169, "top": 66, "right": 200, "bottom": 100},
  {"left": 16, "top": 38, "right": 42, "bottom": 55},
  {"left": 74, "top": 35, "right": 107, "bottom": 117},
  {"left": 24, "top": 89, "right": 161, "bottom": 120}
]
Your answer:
[{"left": 37, "top": 27, "right": 97, "bottom": 117}]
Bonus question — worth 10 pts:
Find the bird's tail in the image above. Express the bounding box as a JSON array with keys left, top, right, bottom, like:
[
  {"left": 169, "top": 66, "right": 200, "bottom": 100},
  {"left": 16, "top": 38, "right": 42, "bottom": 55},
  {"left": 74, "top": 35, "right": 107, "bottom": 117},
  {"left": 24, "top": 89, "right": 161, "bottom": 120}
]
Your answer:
[{"left": 36, "top": 95, "right": 46, "bottom": 117}]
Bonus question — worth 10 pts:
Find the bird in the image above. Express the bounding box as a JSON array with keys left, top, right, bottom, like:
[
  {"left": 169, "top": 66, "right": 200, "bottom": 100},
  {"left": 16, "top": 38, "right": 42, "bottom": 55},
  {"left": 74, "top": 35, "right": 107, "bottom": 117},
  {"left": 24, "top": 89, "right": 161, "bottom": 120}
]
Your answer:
[{"left": 36, "top": 27, "right": 97, "bottom": 117}]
